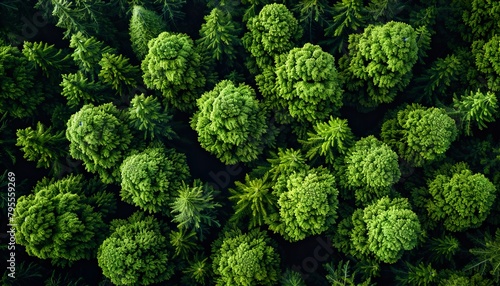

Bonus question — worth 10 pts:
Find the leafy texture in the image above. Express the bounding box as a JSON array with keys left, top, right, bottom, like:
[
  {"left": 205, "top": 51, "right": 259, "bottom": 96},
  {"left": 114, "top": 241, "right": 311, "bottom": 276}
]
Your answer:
[
  {"left": 212, "top": 228, "right": 280, "bottom": 285},
  {"left": 66, "top": 103, "right": 132, "bottom": 184},
  {"left": 98, "top": 53, "right": 140, "bottom": 95},
  {"left": 191, "top": 80, "right": 274, "bottom": 164},
  {"left": 452, "top": 90, "right": 498, "bottom": 135},
  {"left": 120, "top": 146, "right": 190, "bottom": 214},
  {"left": 142, "top": 32, "right": 206, "bottom": 112},
  {"left": 129, "top": 5, "right": 167, "bottom": 60},
  {"left": 128, "top": 94, "right": 176, "bottom": 140},
  {"left": 97, "top": 212, "right": 174, "bottom": 285}
]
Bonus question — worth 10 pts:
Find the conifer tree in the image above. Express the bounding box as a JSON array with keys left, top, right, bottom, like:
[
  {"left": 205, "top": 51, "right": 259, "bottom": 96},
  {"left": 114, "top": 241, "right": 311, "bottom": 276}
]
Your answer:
[
  {"left": 98, "top": 53, "right": 141, "bottom": 95},
  {"left": 22, "top": 42, "right": 73, "bottom": 77},
  {"left": 142, "top": 31, "right": 206, "bottom": 111},
  {"left": 197, "top": 8, "right": 241, "bottom": 63},
  {"left": 69, "top": 32, "right": 116, "bottom": 79},
  {"left": 452, "top": 90, "right": 498, "bottom": 135},
  {"left": 129, "top": 5, "right": 167, "bottom": 60},
  {"left": 60, "top": 72, "right": 110, "bottom": 108},
  {"left": 183, "top": 253, "right": 212, "bottom": 285},
  {"left": 16, "top": 122, "right": 67, "bottom": 173},
  {"left": 128, "top": 93, "right": 176, "bottom": 140},
  {"left": 169, "top": 227, "right": 201, "bottom": 260},
  {"left": 325, "top": 0, "right": 366, "bottom": 53},
  {"left": 66, "top": 103, "right": 132, "bottom": 184}
]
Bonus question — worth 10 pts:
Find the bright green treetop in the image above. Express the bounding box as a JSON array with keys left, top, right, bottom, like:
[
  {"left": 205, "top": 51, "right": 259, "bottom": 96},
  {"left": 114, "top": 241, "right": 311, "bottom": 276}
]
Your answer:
[
  {"left": 66, "top": 103, "right": 132, "bottom": 184},
  {"left": 452, "top": 90, "right": 498, "bottom": 136},
  {"left": 69, "top": 32, "right": 115, "bottom": 79},
  {"left": 129, "top": 5, "right": 167, "bottom": 60},
  {"left": 426, "top": 163, "right": 496, "bottom": 232},
  {"left": 275, "top": 43, "right": 343, "bottom": 123},
  {"left": 346, "top": 21, "right": 418, "bottom": 106},
  {"left": 120, "top": 146, "right": 190, "bottom": 214},
  {"left": 191, "top": 80, "right": 275, "bottom": 164},
  {"left": 13, "top": 175, "right": 109, "bottom": 263},
  {"left": 212, "top": 228, "right": 280, "bottom": 286},
  {"left": 268, "top": 166, "right": 339, "bottom": 242},
  {"left": 243, "top": 3, "right": 302, "bottom": 71},
  {"left": 381, "top": 104, "right": 458, "bottom": 167},
  {"left": 351, "top": 197, "right": 422, "bottom": 263},
  {"left": 98, "top": 53, "right": 140, "bottom": 95},
  {"left": 97, "top": 212, "right": 174, "bottom": 286},
  {"left": 141, "top": 32, "right": 206, "bottom": 112},
  {"left": 128, "top": 94, "right": 176, "bottom": 141}
]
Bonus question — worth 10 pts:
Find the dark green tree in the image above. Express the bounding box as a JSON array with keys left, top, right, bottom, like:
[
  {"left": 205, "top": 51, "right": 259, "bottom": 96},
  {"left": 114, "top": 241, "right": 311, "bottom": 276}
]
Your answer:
[
  {"left": 120, "top": 145, "right": 190, "bottom": 214},
  {"left": 0, "top": 44, "right": 43, "bottom": 118},
  {"left": 324, "top": 260, "right": 374, "bottom": 286},
  {"left": 141, "top": 31, "right": 206, "bottom": 111},
  {"left": 469, "top": 229, "right": 500, "bottom": 283},
  {"left": 197, "top": 8, "right": 241, "bottom": 63},
  {"left": 97, "top": 212, "right": 174, "bottom": 285},
  {"left": 66, "top": 103, "right": 132, "bottom": 184},
  {"left": 183, "top": 253, "right": 212, "bottom": 285},
  {"left": 169, "top": 227, "right": 201, "bottom": 260},
  {"left": 60, "top": 72, "right": 110, "bottom": 108},
  {"left": 381, "top": 104, "right": 458, "bottom": 167},
  {"left": 128, "top": 93, "right": 176, "bottom": 140},
  {"left": 325, "top": 0, "right": 366, "bottom": 53},
  {"left": 98, "top": 53, "right": 141, "bottom": 95},
  {"left": 170, "top": 179, "right": 221, "bottom": 239},
  {"left": 13, "top": 175, "right": 109, "bottom": 263},
  {"left": 473, "top": 35, "right": 500, "bottom": 91},
  {"left": 275, "top": 43, "right": 343, "bottom": 123},
  {"left": 22, "top": 41, "right": 73, "bottom": 77},
  {"left": 451, "top": 90, "right": 498, "bottom": 135},
  {"left": 268, "top": 166, "right": 339, "bottom": 241},
  {"left": 425, "top": 163, "right": 496, "bottom": 232},
  {"left": 280, "top": 269, "right": 306, "bottom": 286},
  {"left": 69, "top": 32, "right": 116, "bottom": 79},
  {"left": 190, "top": 80, "right": 275, "bottom": 164},
  {"left": 129, "top": 5, "right": 167, "bottom": 60},
  {"left": 212, "top": 228, "right": 280, "bottom": 285}
]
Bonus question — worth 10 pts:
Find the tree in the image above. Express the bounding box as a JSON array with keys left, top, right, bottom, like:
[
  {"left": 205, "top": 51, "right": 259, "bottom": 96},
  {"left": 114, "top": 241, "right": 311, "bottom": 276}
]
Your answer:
[
  {"left": 129, "top": 5, "right": 167, "bottom": 60},
  {"left": 197, "top": 8, "right": 241, "bottom": 63},
  {"left": 280, "top": 269, "right": 306, "bottom": 286},
  {"left": 344, "top": 136, "right": 401, "bottom": 205},
  {"left": 229, "top": 173, "right": 276, "bottom": 228},
  {"left": 242, "top": 3, "right": 302, "bottom": 71},
  {"left": 169, "top": 227, "right": 201, "bottom": 260},
  {"left": 324, "top": 260, "right": 374, "bottom": 286},
  {"left": 16, "top": 122, "right": 68, "bottom": 174},
  {"left": 275, "top": 43, "right": 343, "bottom": 123},
  {"left": 381, "top": 104, "right": 458, "bottom": 167},
  {"left": 120, "top": 145, "right": 190, "bottom": 214},
  {"left": 300, "top": 117, "right": 355, "bottom": 165},
  {"left": 97, "top": 212, "right": 175, "bottom": 285},
  {"left": 170, "top": 179, "right": 221, "bottom": 240},
  {"left": 183, "top": 253, "right": 213, "bottom": 285},
  {"left": 69, "top": 32, "right": 116, "bottom": 79},
  {"left": 60, "top": 72, "right": 110, "bottom": 108},
  {"left": 66, "top": 103, "right": 132, "bottom": 184},
  {"left": 190, "top": 80, "right": 275, "bottom": 164},
  {"left": 394, "top": 261, "right": 438, "bottom": 286},
  {"left": 0, "top": 44, "right": 43, "bottom": 118},
  {"left": 212, "top": 228, "right": 280, "bottom": 285},
  {"left": 469, "top": 229, "right": 500, "bottom": 283},
  {"left": 22, "top": 41, "right": 73, "bottom": 77},
  {"left": 128, "top": 93, "right": 176, "bottom": 140},
  {"left": 350, "top": 197, "right": 422, "bottom": 263},
  {"left": 268, "top": 166, "right": 339, "bottom": 242},
  {"left": 98, "top": 53, "right": 141, "bottom": 95},
  {"left": 325, "top": 0, "right": 366, "bottom": 53},
  {"left": 13, "top": 175, "right": 109, "bottom": 263},
  {"left": 344, "top": 21, "right": 418, "bottom": 107},
  {"left": 452, "top": 90, "right": 498, "bottom": 135},
  {"left": 425, "top": 163, "right": 496, "bottom": 232},
  {"left": 473, "top": 35, "right": 500, "bottom": 92},
  {"left": 141, "top": 31, "right": 206, "bottom": 111}
]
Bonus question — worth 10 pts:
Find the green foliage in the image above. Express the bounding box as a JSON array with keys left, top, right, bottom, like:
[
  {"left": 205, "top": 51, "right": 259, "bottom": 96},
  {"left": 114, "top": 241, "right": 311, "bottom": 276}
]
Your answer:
[
  {"left": 141, "top": 32, "right": 206, "bottom": 111},
  {"left": 264, "top": 148, "right": 309, "bottom": 181},
  {"left": 1, "top": 261, "right": 43, "bottom": 286},
  {"left": 98, "top": 53, "right": 140, "bottom": 94},
  {"left": 326, "top": 0, "right": 366, "bottom": 53},
  {"left": 351, "top": 197, "right": 422, "bottom": 263},
  {"left": 381, "top": 104, "right": 458, "bottom": 167},
  {"left": 44, "top": 271, "right": 85, "bottom": 286},
  {"left": 242, "top": 3, "right": 302, "bottom": 71},
  {"left": 69, "top": 32, "right": 116, "bottom": 78},
  {"left": 280, "top": 269, "right": 306, "bottom": 286},
  {"left": 183, "top": 253, "right": 212, "bottom": 285},
  {"left": 16, "top": 122, "right": 67, "bottom": 172},
  {"left": 426, "top": 164, "right": 496, "bottom": 232},
  {"left": 426, "top": 234, "right": 461, "bottom": 265},
  {"left": 394, "top": 261, "right": 438, "bottom": 286},
  {"left": 169, "top": 227, "right": 201, "bottom": 260},
  {"left": 197, "top": 8, "right": 241, "bottom": 62},
  {"left": 268, "top": 166, "right": 339, "bottom": 242},
  {"left": 120, "top": 146, "right": 190, "bottom": 214},
  {"left": 229, "top": 173, "right": 276, "bottom": 228},
  {"left": 365, "top": 0, "right": 406, "bottom": 22},
  {"left": 300, "top": 116, "right": 355, "bottom": 164},
  {"left": 66, "top": 103, "right": 132, "bottom": 183},
  {"left": 129, "top": 5, "right": 167, "bottom": 60},
  {"left": 346, "top": 136, "right": 401, "bottom": 189},
  {"left": 97, "top": 212, "right": 174, "bottom": 285},
  {"left": 346, "top": 21, "right": 418, "bottom": 106},
  {"left": 468, "top": 229, "right": 500, "bottom": 283},
  {"left": 0, "top": 44, "right": 43, "bottom": 118},
  {"left": 462, "top": 0, "right": 500, "bottom": 40},
  {"left": 438, "top": 273, "right": 494, "bottom": 286},
  {"left": 60, "top": 72, "right": 109, "bottom": 108},
  {"left": 155, "top": 0, "right": 186, "bottom": 27},
  {"left": 22, "top": 41, "right": 72, "bottom": 77},
  {"left": 452, "top": 90, "right": 498, "bottom": 135},
  {"left": 13, "top": 175, "right": 108, "bottom": 262},
  {"left": 324, "top": 260, "right": 374, "bottom": 286},
  {"left": 170, "top": 179, "right": 221, "bottom": 239},
  {"left": 275, "top": 43, "right": 343, "bottom": 123},
  {"left": 474, "top": 35, "right": 500, "bottom": 91},
  {"left": 212, "top": 228, "right": 280, "bottom": 286},
  {"left": 128, "top": 94, "right": 176, "bottom": 140},
  {"left": 191, "top": 80, "right": 275, "bottom": 164}
]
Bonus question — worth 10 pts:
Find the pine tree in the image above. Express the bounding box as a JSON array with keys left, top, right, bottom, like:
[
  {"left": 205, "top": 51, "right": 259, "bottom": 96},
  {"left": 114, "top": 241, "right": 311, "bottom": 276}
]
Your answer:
[
  {"left": 169, "top": 227, "right": 201, "bottom": 259},
  {"left": 69, "top": 32, "right": 116, "bottom": 79},
  {"left": 197, "top": 8, "right": 241, "bottom": 63},
  {"left": 452, "top": 90, "right": 498, "bottom": 135},
  {"left": 325, "top": 0, "right": 366, "bottom": 53},
  {"left": 60, "top": 72, "right": 110, "bottom": 108},
  {"left": 129, "top": 5, "right": 167, "bottom": 60},
  {"left": 98, "top": 53, "right": 140, "bottom": 95},
  {"left": 128, "top": 93, "right": 176, "bottom": 140},
  {"left": 22, "top": 42, "right": 73, "bottom": 77}
]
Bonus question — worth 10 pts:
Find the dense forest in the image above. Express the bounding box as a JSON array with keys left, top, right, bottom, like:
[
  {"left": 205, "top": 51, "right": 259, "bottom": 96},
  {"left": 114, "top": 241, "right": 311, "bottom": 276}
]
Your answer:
[{"left": 1, "top": 0, "right": 500, "bottom": 285}]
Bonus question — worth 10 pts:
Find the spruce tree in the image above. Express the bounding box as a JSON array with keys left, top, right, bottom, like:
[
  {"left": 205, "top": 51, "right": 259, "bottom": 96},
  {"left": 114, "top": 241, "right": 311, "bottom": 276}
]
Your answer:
[{"left": 129, "top": 5, "right": 167, "bottom": 60}]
